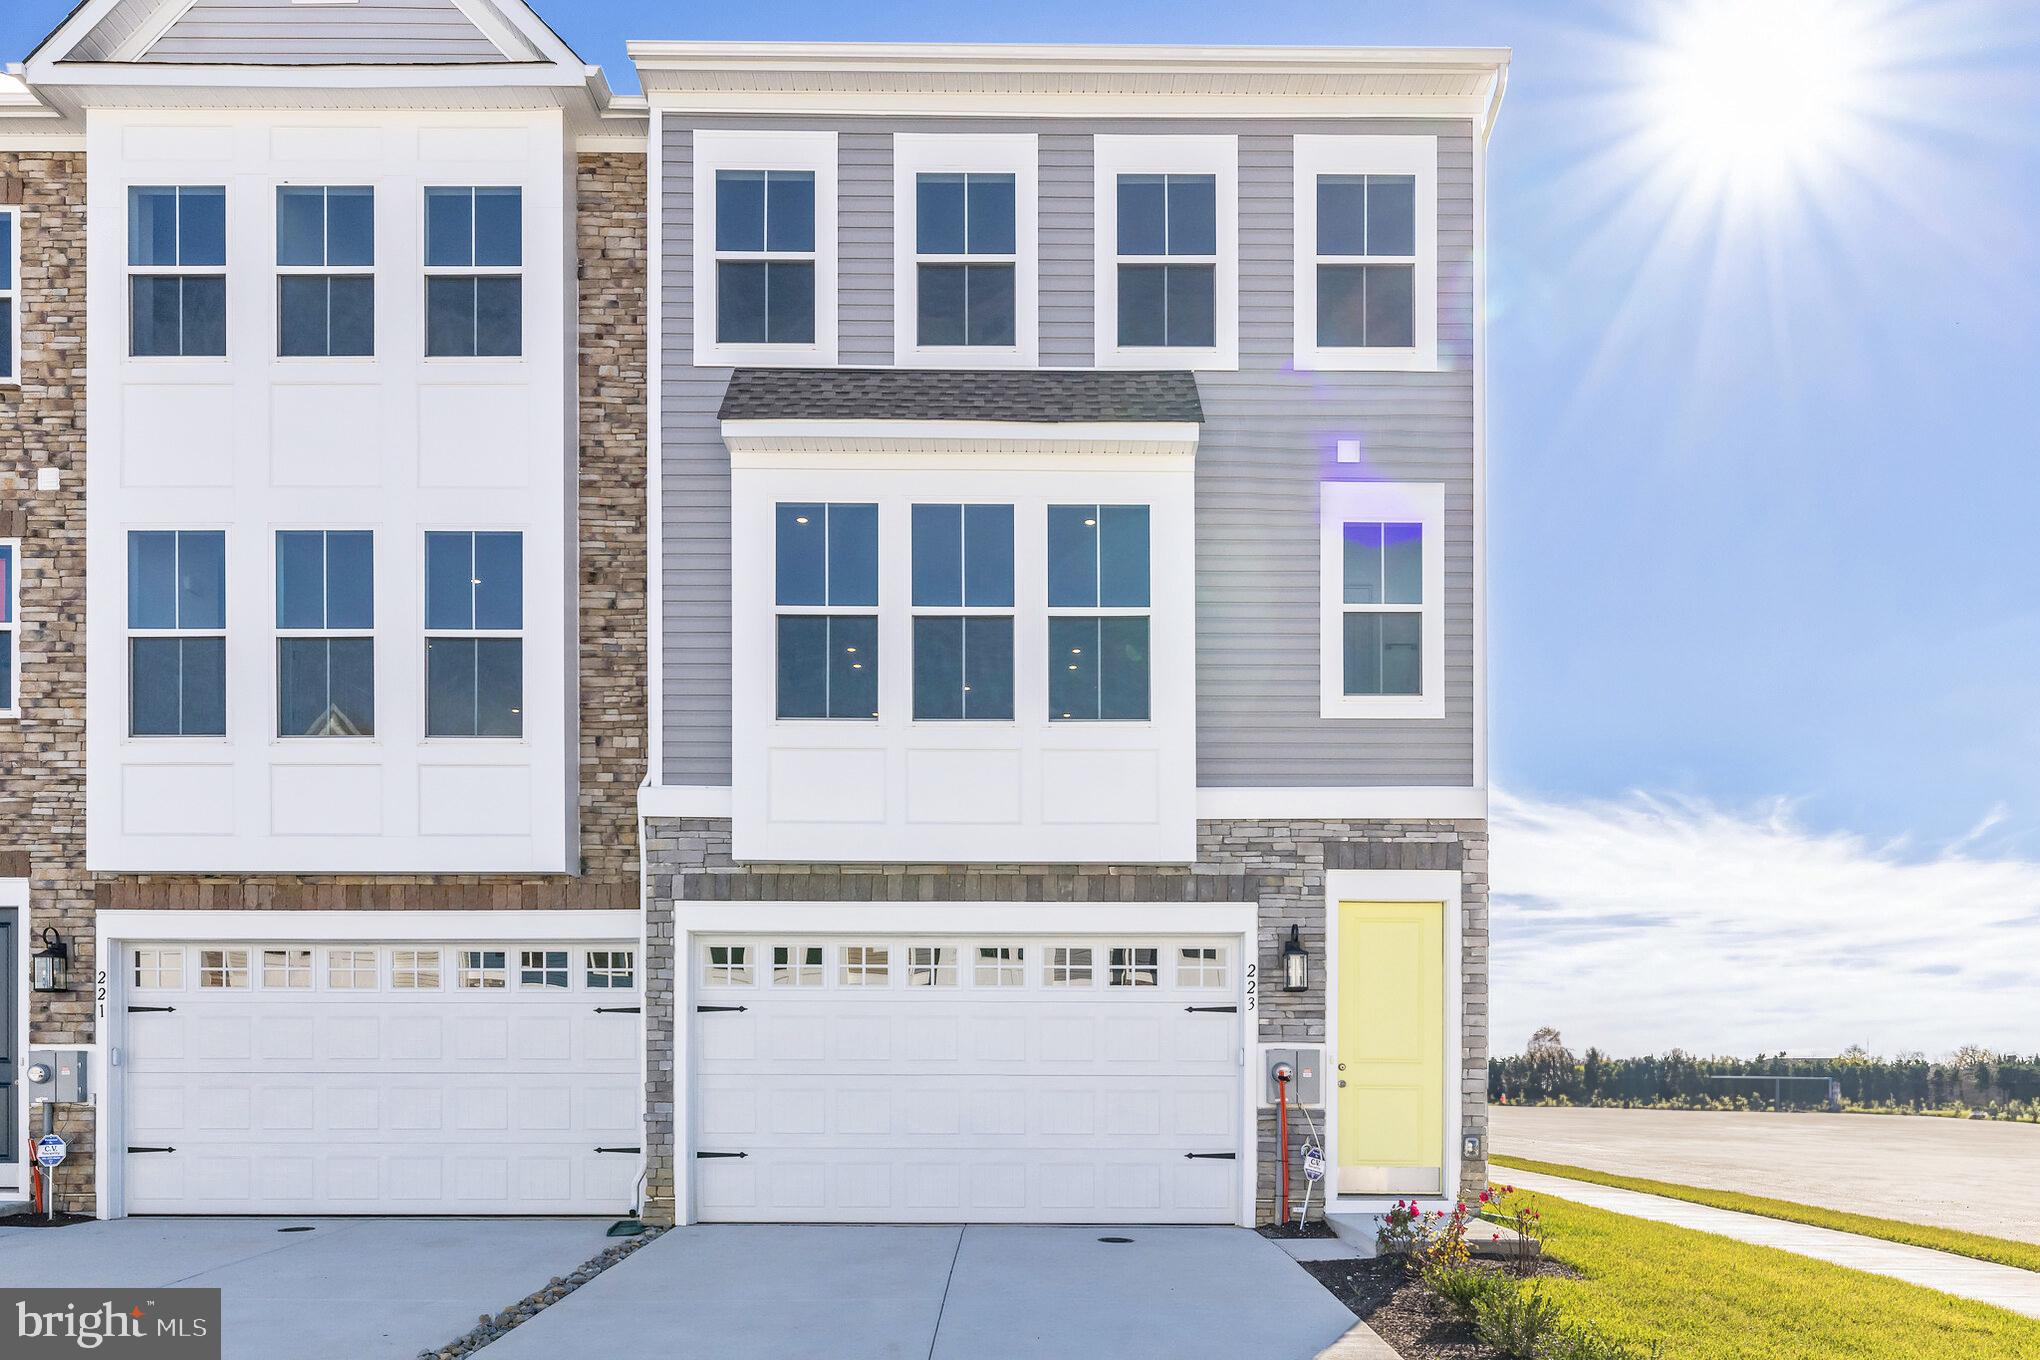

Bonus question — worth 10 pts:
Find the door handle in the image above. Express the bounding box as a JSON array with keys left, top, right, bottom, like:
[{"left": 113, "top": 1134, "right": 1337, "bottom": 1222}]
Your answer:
[
  {"left": 1337, "top": 1079, "right": 1347, "bottom": 1088},
  {"left": 1337, "top": 1063, "right": 1346, "bottom": 1071}
]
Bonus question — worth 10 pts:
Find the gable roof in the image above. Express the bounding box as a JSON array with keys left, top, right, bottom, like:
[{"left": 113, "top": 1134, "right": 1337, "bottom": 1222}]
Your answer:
[
  {"left": 719, "top": 369, "right": 1206, "bottom": 425},
  {"left": 31, "top": 0, "right": 572, "bottom": 69}
]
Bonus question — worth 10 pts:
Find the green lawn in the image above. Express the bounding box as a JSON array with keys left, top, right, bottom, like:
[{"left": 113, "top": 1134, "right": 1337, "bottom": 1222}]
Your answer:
[
  {"left": 1493, "top": 1155, "right": 2040, "bottom": 1274},
  {"left": 1510, "top": 1190, "right": 2040, "bottom": 1360}
]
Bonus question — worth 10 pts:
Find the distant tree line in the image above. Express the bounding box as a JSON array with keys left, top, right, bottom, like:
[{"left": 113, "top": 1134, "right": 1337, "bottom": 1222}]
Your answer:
[{"left": 1489, "top": 1029, "right": 2040, "bottom": 1118}]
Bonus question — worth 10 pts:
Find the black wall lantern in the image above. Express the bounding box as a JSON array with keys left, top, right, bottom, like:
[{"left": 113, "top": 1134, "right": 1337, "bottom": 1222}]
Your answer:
[
  {"left": 31, "top": 927, "right": 70, "bottom": 992},
  {"left": 1281, "top": 924, "right": 1310, "bottom": 992}
]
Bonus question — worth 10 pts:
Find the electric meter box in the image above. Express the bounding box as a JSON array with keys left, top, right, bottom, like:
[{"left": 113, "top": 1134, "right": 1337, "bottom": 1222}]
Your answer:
[
  {"left": 25, "top": 1049, "right": 91, "bottom": 1103},
  {"left": 1265, "top": 1048, "right": 1323, "bottom": 1105}
]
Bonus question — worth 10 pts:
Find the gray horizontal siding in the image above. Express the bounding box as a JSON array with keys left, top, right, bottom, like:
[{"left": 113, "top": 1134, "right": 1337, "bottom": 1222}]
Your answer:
[
  {"left": 137, "top": 0, "right": 516, "bottom": 64},
  {"left": 661, "top": 116, "right": 1479, "bottom": 791}
]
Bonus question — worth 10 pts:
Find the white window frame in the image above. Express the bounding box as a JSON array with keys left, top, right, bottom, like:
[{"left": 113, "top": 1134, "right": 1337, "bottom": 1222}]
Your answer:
[
  {"left": 391, "top": 947, "right": 441, "bottom": 990},
  {"left": 274, "top": 528, "right": 375, "bottom": 741},
  {"left": 125, "top": 185, "right": 228, "bottom": 360},
  {"left": 132, "top": 946, "right": 184, "bottom": 990},
  {"left": 458, "top": 947, "right": 507, "bottom": 989},
  {"left": 769, "top": 942, "right": 825, "bottom": 987},
  {"left": 586, "top": 948, "right": 636, "bottom": 990},
  {"left": 274, "top": 184, "right": 375, "bottom": 360},
  {"left": 840, "top": 943, "right": 891, "bottom": 987},
  {"left": 1107, "top": 944, "right": 1160, "bottom": 987},
  {"left": 422, "top": 529, "right": 524, "bottom": 741},
  {"left": 906, "top": 944, "right": 959, "bottom": 987},
  {"left": 1093, "top": 135, "right": 1238, "bottom": 371},
  {"left": 973, "top": 943, "right": 1026, "bottom": 987},
  {"left": 326, "top": 947, "right": 379, "bottom": 990},
  {"left": 1046, "top": 503, "right": 1151, "bottom": 724},
  {"left": 1045, "top": 944, "right": 1096, "bottom": 987},
  {"left": 518, "top": 947, "right": 569, "bottom": 989},
  {"left": 1293, "top": 135, "right": 1438, "bottom": 373},
  {"left": 0, "top": 204, "right": 18, "bottom": 385},
  {"left": 893, "top": 133, "right": 1038, "bottom": 368},
  {"left": 420, "top": 184, "right": 524, "bottom": 361},
  {"left": 126, "top": 528, "right": 228, "bottom": 740},
  {"left": 703, "top": 943, "right": 752, "bottom": 987},
  {"left": 1320, "top": 481, "right": 1446, "bottom": 720},
  {"left": 0, "top": 538, "right": 18, "bottom": 719},
  {"left": 1178, "top": 945, "right": 1228, "bottom": 988},
  {"left": 693, "top": 130, "right": 838, "bottom": 368},
  {"left": 260, "top": 946, "right": 312, "bottom": 989},
  {"left": 909, "top": 502, "right": 1017, "bottom": 724},
  {"left": 197, "top": 947, "right": 249, "bottom": 989}
]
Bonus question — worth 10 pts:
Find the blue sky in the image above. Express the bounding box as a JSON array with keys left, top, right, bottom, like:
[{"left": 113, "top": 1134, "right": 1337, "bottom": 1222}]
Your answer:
[{"left": 9, "top": 0, "right": 2040, "bottom": 1056}]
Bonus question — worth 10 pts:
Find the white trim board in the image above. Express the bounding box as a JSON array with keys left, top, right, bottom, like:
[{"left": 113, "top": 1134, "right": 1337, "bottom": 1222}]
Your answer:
[
  {"left": 640, "top": 784, "right": 1487, "bottom": 822},
  {"left": 3, "top": 877, "right": 25, "bottom": 1197}
]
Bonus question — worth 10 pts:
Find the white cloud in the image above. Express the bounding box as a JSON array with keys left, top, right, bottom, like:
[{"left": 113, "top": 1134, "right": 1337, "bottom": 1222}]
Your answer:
[{"left": 1489, "top": 789, "right": 2040, "bottom": 1059}]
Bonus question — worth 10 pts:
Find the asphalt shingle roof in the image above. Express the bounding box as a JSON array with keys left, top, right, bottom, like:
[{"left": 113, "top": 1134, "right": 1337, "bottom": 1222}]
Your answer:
[{"left": 718, "top": 368, "right": 1204, "bottom": 424}]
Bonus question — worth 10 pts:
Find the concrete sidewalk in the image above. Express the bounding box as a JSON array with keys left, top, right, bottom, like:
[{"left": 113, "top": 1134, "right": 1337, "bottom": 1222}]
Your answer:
[{"left": 1506, "top": 1169, "right": 2040, "bottom": 1319}]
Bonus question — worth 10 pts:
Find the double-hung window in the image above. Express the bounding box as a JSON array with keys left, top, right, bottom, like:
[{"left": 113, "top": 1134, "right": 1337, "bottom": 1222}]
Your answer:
[
  {"left": 424, "top": 187, "right": 521, "bottom": 357},
  {"left": 693, "top": 131, "right": 836, "bottom": 366},
  {"left": 1047, "top": 505, "right": 1150, "bottom": 722},
  {"left": 1096, "top": 135, "right": 1238, "bottom": 368},
  {"left": 714, "top": 169, "right": 816, "bottom": 346},
  {"left": 424, "top": 530, "right": 523, "bottom": 737},
  {"left": 128, "top": 186, "right": 226, "bottom": 357},
  {"left": 0, "top": 541, "right": 16, "bottom": 715},
  {"left": 0, "top": 205, "right": 17, "bottom": 382},
  {"left": 1320, "top": 481, "right": 1445, "bottom": 718},
  {"left": 275, "top": 530, "right": 374, "bottom": 737},
  {"left": 127, "top": 530, "right": 226, "bottom": 736},
  {"left": 914, "top": 172, "right": 1015, "bottom": 348},
  {"left": 1294, "top": 136, "right": 1437, "bottom": 371},
  {"left": 278, "top": 186, "right": 374, "bottom": 357},
  {"left": 911, "top": 504, "right": 1014, "bottom": 721},
  {"left": 775, "top": 503, "right": 877, "bottom": 720}
]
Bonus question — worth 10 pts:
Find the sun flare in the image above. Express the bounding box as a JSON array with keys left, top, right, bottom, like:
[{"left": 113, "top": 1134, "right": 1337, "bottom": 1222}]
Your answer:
[{"left": 1641, "top": 0, "right": 1881, "bottom": 196}]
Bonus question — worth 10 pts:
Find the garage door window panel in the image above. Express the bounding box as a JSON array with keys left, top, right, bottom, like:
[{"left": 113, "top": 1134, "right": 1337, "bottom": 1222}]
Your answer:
[
  {"left": 459, "top": 949, "right": 506, "bottom": 989},
  {"left": 771, "top": 944, "right": 823, "bottom": 987},
  {"left": 261, "top": 948, "right": 311, "bottom": 989},
  {"left": 907, "top": 945, "right": 959, "bottom": 987},
  {"left": 705, "top": 944, "right": 753, "bottom": 987},
  {"left": 587, "top": 950, "right": 636, "bottom": 989},
  {"left": 974, "top": 945, "right": 1025, "bottom": 987},
  {"left": 199, "top": 948, "right": 248, "bottom": 989},
  {"left": 1108, "top": 945, "right": 1160, "bottom": 987},
  {"left": 1046, "top": 945, "right": 1094, "bottom": 987},
  {"left": 327, "top": 949, "right": 379, "bottom": 989},
  {"left": 842, "top": 945, "right": 891, "bottom": 987},
  {"left": 520, "top": 949, "right": 568, "bottom": 988},
  {"left": 392, "top": 949, "right": 441, "bottom": 989},
  {"left": 133, "top": 947, "right": 184, "bottom": 990},
  {"left": 1179, "top": 946, "right": 1228, "bottom": 988}
]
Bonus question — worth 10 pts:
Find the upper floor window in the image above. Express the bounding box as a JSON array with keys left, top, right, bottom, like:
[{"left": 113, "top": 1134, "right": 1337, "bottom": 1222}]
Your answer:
[
  {"left": 424, "top": 187, "right": 521, "bottom": 358},
  {"left": 715, "top": 169, "right": 815, "bottom": 346},
  {"left": 128, "top": 186, "right": 226, "bottom": 358},
  {"left": 693, "top": 131, "right": 837, "bottom": 367},
  {"left": 275, "top": 529, "right": 374, "bottom": 738},
  {"left": 0, "top": 541, "right": 17, "bottom": 716},
  {"left": 1293, "top": 136, "right": 1438, "bottom": 371},
  {"left": 895, "top": 134, "right": 1038, "bottom": 366},
  {"left": 1048, "top": 505, "right": 1150, "bottom": 722},
  {"left": 278, "top": 186, "right": 374, "bottom": 358},
  {"left": 1320, "top": 481, "right": 1445, "bottom": 719},
  {"left": 424, "top": 530, "right": 522, "bottom": 737},
  {"left": 1095, "top": 136, "right": 1238, "bottom": 369},
  {"left": 0, "top": 206, "right": 17, "bottom": 382},
  {"left": 911, "top": 504, "right": 1014, "bottom": 721},
  {"left": 127, "top": 529, "right": 226, "bottom": 736},
  {"left": 775, "top": 502, "right": 877, "bottom": 720}
]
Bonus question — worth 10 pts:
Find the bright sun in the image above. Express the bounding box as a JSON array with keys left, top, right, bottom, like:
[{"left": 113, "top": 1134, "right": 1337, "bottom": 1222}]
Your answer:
[{"left": 1642, "top": 0, "right": 1880, "bottom": 196}]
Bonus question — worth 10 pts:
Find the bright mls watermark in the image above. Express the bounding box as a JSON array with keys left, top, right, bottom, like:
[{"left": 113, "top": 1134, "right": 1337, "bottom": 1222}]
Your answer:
[{"left": 4, "top": 1290, "right": 220, "bottom": 1358}]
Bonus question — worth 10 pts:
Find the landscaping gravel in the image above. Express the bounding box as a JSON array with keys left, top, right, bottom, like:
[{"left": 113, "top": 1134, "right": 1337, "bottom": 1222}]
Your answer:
[{"left": 416, "top": 1226, "right": 667, "bottom": 1359}]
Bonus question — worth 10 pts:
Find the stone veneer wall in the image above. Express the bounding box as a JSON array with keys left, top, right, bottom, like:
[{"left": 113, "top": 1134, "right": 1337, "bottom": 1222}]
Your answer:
[
  {"left": 638, "top": 816, "right": 1489, "bottom": 1227},
  {"left": 0, "top": 152, "right": 647, "bottom": 1211}
]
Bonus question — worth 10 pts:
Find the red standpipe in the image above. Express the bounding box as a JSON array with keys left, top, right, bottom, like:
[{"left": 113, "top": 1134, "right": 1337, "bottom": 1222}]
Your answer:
[{"left": 1277, "top": 1072, "right": 1291, "bottom": 1227}]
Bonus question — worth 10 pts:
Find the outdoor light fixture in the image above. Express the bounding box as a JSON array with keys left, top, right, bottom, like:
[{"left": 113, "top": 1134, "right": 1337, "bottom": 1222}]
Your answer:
[
  {"left": 31, "top": 927, "right": 70, "bottom": 992},
  {"left": 1281, "top": 924, "right": 1310, "bottom": 993}
]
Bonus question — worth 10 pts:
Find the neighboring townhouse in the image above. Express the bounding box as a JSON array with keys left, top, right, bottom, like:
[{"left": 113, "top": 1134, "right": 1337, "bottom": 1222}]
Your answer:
[
  {"left": 635, "top": 44, "right": 1506, "bottom": 1229},
  {"left": 0, "top": 0, "right": 649, "bottom": 1214}
]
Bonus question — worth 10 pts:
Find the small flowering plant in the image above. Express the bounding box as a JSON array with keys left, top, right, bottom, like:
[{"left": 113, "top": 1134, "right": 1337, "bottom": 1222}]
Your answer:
[
  {"left": 1376, "top": 1198, "right": 1471, "bottom": 1273},
  {"left": 1477, "top": 1183, "right": 1545, "bottom": 1258}
]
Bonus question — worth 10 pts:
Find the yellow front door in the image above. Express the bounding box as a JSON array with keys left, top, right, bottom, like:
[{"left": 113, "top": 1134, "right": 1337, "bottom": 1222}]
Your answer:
[{"left": 1336, "top": 901, "right": 1445, "bottom": 1195}]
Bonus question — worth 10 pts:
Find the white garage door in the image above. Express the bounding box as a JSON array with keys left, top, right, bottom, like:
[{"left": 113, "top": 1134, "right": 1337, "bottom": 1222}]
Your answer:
[
  {"left": 691, "top": 935, "right": 1243, "bottom": 1223},
  {"left": 121, "top": 940, "right": 642, "bottom": 1215}
]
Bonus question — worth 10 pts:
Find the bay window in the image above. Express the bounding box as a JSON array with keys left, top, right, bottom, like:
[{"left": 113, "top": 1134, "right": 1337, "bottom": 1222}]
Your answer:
[
  {"left": 776, "top": 503, "right": 878, "bottom": 719},
  {"left": 911, "top": 504, "right": 1014, "bottom": 721},
  {"left": 1047, "top": 505, "right": 1150, "bottom": 722}
]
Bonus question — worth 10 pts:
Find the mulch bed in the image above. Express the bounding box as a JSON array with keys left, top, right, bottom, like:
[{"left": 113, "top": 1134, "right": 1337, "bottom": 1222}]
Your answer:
[
  {"left": 0, "top": 1211, "right": 96, "bottom": 1229},
  {"left": 1300, "top": 1256, "right": 1581, "bottom": 1360},
  {"left": 1257, "top": 1218, "right": 1338, "bottom": 1240}
]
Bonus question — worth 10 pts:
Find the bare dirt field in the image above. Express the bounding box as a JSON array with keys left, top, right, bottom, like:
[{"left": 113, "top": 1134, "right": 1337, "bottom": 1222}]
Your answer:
[{"left": 1492, "top": 1105, "right": 2040, "bottom": 1243}]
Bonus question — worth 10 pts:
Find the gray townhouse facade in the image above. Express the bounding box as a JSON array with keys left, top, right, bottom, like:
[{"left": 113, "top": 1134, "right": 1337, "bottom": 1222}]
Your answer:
[
  {"left": 634, "top": 44, "right": 1505, "bottom": 1229},
  {"left": 0, "top": 2, "right": 1503, "bottom": 1234}
]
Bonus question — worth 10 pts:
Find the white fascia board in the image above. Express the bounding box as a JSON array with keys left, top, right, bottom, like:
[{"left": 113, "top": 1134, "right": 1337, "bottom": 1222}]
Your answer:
[
  {"left": 1196, "top": 786, "right": 1485, "bottom": 821},
  {"left": 673, "top": 901, "right": 1256, "bottom": 938},
  {"left": 722, "top": 419, "right": 1199, "bottom": 446},
  {"left": 96, "top": 909, "right": 641, "bottom": 942},
  {"left": 721, "top": 421, "right": 1200, "bottom": 470},
  {"left": 28, "top": 62, "right": 584, "bottom": 91},
  {"left": 627, "top": 40, "right": 1511, "bottom": 73}
]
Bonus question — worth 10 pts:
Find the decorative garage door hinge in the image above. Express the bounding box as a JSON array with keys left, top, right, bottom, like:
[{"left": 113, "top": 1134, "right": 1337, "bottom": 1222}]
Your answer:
[
  {"left": 127, "top": 1146, "right": 176, "bottom": 1154},
  {"left": 593, "top": 1146, "right": 642, "bottom": 1154},
  {"left": 695, "top": 1151, "right": 748, "bottom": 1159},
  {"left": 1183, "top": 1152, "right": 1236, "bottom": 1160},
  {"left": 127, "top": 1005, "right": 176, "bottom": 1013},
  {"left": 1184, "top": 1005, "right": 1238, "bottom": 1013},
  {"left": 695, "top": 1004, "right": 748, "bottom": 1013},
  {"left": 594, "top": 1006, "right": 642, "bottom": 1014}
]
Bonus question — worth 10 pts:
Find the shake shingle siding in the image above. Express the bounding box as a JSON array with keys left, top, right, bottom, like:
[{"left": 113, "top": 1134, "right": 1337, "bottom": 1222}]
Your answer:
[{"left": 660, "top": 116, "right": 1479, "bottom": 790}]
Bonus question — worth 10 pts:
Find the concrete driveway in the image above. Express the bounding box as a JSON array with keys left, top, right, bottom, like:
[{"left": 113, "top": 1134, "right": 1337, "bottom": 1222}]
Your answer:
[
  {"left": 480, "top": 1224, "right": 1357, "bottom": 1360},
  {"left": 0, "top": 1216, "right": 614, "bottom": 1359}
]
